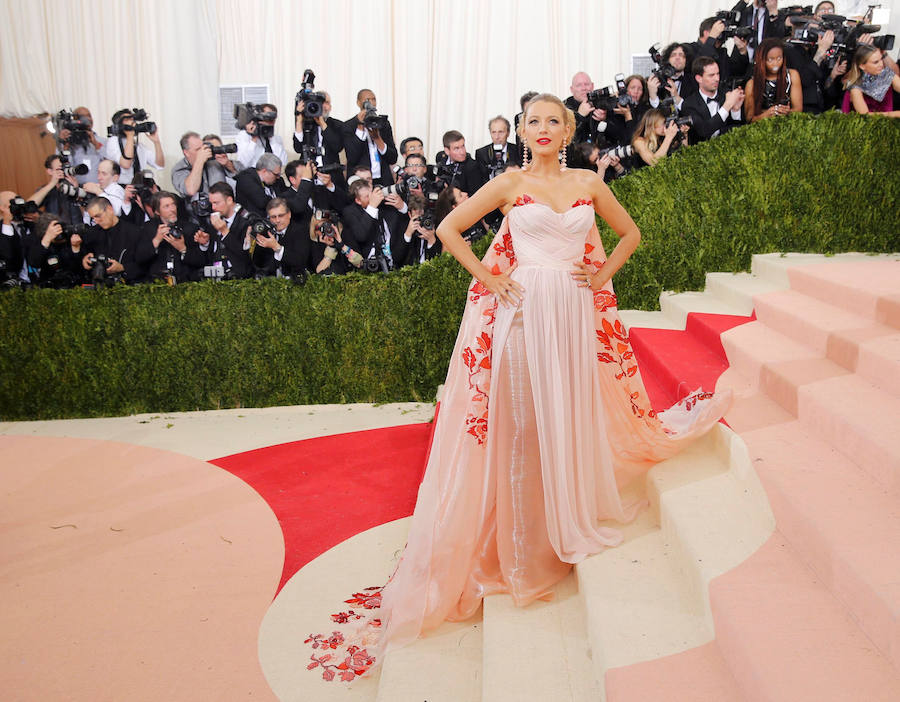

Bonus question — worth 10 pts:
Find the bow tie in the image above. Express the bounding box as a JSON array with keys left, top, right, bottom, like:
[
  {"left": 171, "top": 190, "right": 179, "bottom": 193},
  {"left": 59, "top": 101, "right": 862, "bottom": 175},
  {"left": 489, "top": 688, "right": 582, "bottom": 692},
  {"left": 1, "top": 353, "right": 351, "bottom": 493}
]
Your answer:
[{"left": 705, "top": 96, "right": 718, "bottom": 104}]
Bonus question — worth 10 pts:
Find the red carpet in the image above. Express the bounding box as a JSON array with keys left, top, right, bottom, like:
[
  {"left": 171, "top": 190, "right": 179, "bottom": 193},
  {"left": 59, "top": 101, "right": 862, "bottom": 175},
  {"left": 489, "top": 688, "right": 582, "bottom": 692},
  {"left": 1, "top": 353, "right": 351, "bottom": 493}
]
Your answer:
[
  {"left": 211, "top": 423, "right": 432, "bottom": 592},
  {"left": 211, "top": 313, "right": 754, "bottom": 593}
]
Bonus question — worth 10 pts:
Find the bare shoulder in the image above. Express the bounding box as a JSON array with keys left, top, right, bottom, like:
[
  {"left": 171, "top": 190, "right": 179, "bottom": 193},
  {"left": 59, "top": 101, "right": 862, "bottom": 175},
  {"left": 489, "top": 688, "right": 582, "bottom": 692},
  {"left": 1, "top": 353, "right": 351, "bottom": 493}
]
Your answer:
[{"left": 564, "top": 167, "right": 609, "bottom": 198}]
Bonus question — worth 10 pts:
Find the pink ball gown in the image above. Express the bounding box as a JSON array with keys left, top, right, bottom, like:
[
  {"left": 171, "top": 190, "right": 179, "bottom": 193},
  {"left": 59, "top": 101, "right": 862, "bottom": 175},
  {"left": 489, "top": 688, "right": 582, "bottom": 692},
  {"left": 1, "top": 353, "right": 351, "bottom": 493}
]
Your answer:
[{"left": 305, "top": 194, "right": 731, "bottom": 682}]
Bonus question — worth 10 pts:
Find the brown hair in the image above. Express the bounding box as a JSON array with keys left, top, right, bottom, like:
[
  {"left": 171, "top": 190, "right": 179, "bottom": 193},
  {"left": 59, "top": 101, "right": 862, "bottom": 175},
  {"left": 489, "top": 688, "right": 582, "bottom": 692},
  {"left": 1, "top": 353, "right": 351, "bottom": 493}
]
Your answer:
[
  {"left": 752, "top": 39, "right": 788, "bottom": 116},
  {"left": 624, "top": 75, "right": 649, "bottom": 104},
  {"left": 844, "top": 44, "right": 881, "bottom": 90},
  {"left": 515, "top": 93, "right": 576, "bottom": 145}
]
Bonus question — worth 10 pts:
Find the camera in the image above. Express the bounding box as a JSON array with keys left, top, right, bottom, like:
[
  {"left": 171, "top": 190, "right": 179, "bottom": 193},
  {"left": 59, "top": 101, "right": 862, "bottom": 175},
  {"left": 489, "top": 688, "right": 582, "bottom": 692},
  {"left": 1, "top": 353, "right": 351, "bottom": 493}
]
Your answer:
[
  {"left": 51, "top": 110, "right": 92, "bottom": 147},
  {"left": 649, "top": 44, "right": 679, "bottom": 87},
  {"left": 489, "top": 143, "right": 508, "bottom": 177},
  {"left": 107, "top": 108, "right": 157, "bottom": 137},
  {"left": 191, "top": 192, "right": 212, "bottom": 220},
  {"left": 248, "top": 214, "right": 278, "bottom": 239},
  {"left": 295, "top": 68, "right": 328, "bottom": 119},
  {"left": 362, "top": 100, "right": 390, "bottom": 132},
  {"left": 382, "top": 173, "right": 425, "bottom": 202},
  {"left": 204, "top": 141, "right": 237, "bottom": 156},
  {"left": 58, "top": 150, "right": 90, "bottom": 177},
  {"left": 57, "top": 223, "right": 86, "bottom": 243},
  {"left": 9, "top": 196, "right": 39, "bottom": 221},
  {"left": 233, "top": 103, "right": 277, "bottom": 139},
  {"left": 314, "top": 209, "right": 341, "bottom": 240},
  {"left": 714, "top": 1, "right": 755, "bottom": 40},
  {"left": 586, "top": 87, "right": 619, "bottom": 112},
  {"left": 90, "top": 253, "right": 111, "bottom": 283},
  {"left": 665, "top": 115, "right": 694, "bottom": 128},
  {"left": 57, "top": 182, "right": 91, "bottom": 206},
  {"left": 167, "top": 222, "right": 184, "bottom": 240},
  {"left": 788, "top": 14, "right": 894, "bottom": 68},
  {"left": 597, "top": 145, "right": 634, "bottom": 160},
  {"left": 131, "top": 170, "right": 157, "bottom": 205},
  {"left": 762, "top": 81, "right": 791, "bottom": 109}
]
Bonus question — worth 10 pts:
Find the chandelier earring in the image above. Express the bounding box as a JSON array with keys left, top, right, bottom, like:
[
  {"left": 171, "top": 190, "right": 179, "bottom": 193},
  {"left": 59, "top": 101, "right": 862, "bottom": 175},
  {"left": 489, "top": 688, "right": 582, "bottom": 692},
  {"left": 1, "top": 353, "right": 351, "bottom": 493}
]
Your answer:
[
  {"left": 559, "top": 140, "right": 567, "bottom": 169},
  {"left": 522, "top": 140, "right": 530, "bottom": 170}
]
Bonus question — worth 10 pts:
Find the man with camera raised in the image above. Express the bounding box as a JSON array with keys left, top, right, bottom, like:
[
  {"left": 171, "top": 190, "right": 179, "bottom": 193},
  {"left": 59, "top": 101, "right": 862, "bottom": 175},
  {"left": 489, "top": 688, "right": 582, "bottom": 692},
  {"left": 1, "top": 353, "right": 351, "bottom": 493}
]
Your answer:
[
  {"left": 249, "top": 197, "right": 312, "bottom": 279},
  {"left": 25, "top": 213, "right": 86, "bottom": 288},
  {"left": 235, "top": 103, "right": 288, "bottom": 171},
  {"left": 194, "top": 182, "right": 253, "bottom": 280},
  {"left": 138, "top": 191, "right": 200, "bottom": 283},
  {"left": 103, "top": 108, "right": 164, "bottom": 185},
  {"left": 294, "top": 91, "right": 344, "bottom": 171},
  {"left": 690, "top": 16, "right": 751, "bottom": 85},
  {"left": 340, "top": 178, "right": 388, "bottom": 270},
  {"left": 343, "top": 89, "right": 398, "bottom": 188},
  {"left": 235, "top": 153, "right": 287, "bottom": 218},
  {"left": 28, "top": 154, "right": 84, "bottom": 224},
  {"left": 80, "top": 197, "right": 148, "bottom": 284},
  {"left": 172, "top": 132, "right": 230, "bottom": 205},
  {"left": 56, "top": 107, "right": 106, "bottom": 185},
  {"left": 395, "top": 192, "right": 441, "bottom": 268},
  {"left": 437, "top": 130, "right": 484, "bottom": 196}
]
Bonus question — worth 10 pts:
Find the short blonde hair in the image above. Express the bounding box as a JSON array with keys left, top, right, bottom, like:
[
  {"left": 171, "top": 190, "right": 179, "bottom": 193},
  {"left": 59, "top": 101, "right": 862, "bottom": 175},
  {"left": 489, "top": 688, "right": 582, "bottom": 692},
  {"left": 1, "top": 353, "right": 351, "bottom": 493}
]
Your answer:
[{"left": 516, "top": 93, "right": 576, "bottom": 146}]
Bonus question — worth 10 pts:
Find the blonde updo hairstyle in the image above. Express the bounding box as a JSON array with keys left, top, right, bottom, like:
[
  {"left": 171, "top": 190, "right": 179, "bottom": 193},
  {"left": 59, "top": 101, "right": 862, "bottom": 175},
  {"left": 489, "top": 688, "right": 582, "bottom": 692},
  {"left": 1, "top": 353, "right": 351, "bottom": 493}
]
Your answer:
[{"left": 516, "top": 93, "right": 577, "bottom": 148}]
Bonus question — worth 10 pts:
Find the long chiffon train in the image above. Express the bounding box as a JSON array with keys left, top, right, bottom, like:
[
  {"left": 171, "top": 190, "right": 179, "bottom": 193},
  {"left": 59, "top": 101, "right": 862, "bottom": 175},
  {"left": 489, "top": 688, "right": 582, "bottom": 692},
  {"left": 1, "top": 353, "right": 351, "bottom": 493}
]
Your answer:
[{"left": 303, "top": 196, "right": 731, "bottom": 680}]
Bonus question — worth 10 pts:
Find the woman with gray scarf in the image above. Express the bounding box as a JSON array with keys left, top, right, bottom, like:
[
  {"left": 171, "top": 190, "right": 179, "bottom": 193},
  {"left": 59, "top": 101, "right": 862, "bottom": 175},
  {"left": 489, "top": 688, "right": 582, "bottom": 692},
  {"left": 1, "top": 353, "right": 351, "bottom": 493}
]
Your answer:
[{"left": 841, "top": 44, "right": 900, "bottom": 116}]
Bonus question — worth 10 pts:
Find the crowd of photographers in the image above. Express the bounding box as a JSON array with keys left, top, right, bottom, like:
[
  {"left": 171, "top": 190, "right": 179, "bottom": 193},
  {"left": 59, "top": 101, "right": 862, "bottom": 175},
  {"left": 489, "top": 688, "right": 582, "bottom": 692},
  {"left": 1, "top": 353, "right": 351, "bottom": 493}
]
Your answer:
[{"left": 1, "top": 1, "right": 897, "bottom": 289}]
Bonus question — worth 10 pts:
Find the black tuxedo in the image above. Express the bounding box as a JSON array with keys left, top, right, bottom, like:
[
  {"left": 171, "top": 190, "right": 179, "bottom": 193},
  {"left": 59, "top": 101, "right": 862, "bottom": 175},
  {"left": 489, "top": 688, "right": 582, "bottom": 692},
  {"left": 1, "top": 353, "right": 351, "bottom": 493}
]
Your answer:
[
  {"left": 81, "top": 219, "right": 148, "bottom": 283},
  {"left": 475, "top": 142, "right": 520, "bottom": 180},
  {"left": 340, "top": 202, "right": 381, "bottom": 259},
  {"left": 312, "top": 183, "right": 352, "bottom": 214},
  {"left": 24, "top": 234, "right": 84, "bottom": 287},
  {"left": 292, "top": 117, "right": 345, "bottom": 166},
  {"left": 250, "top": 219, "right": 312, "bottom": 278},
  {"left": 191, "top": 207, "right": 253, "bottom": 279},
  {"left": 681, "top": 90, "right": 745, "bottom": 144},
  {"left": 434, "top": 153, "right": 485, "bottom": 196},
  {"left": 235, "top": 169, "right": 286, "bottom": 217},
  {"left": 342, "top": 117, "right": 399, "bottom": 187},
  {"left": 139, "top": 216, "right": 201, "bottom": 282},
  {"left": 0, "top": 222, "right": 26, "bottom": 281}
]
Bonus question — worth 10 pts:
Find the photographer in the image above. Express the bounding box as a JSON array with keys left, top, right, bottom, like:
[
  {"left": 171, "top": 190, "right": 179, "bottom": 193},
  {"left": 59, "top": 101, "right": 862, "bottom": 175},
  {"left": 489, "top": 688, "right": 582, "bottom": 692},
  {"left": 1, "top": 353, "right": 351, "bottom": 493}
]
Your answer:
[
  {"left": 250, "top": 197, "right": 313, "bottom": 278},
  {"left": 0, "top": 191, "right": 31, "bottom": 285},
  {"left": 571, "top": 143, "right": 627, "bottom": 183},
  {"left": 396, "top": 193, "right": 441, "bottom": 267},
  {"left": 28, "top": 154, "right": 84, "bottom": 224},
  {"left": 235, "top": 103, "right": 288, "bottom": 169},
  {"left": 399, "top": 136, "right": 425, "bottom": 160},
  {"left": 204, "top": 135, "right": 244, "bottom": 191},
  {"left": 681, "top": 56, "right": 746, "bottom": 144},
  {"left": 436, "top": 130, "right": 484, "bottom": 196},
  {"left": 565, "top": 71, "right": 598, "bottom": 131},
  {"left": 745, "top": 39, "right": 804, "bottom": 122},
  {"left": 340, "top": 179, "right": 387, "bottom": 269},
  {"left": 80, "top": 197, "right": 146, "bottom": 284},
  {"left": 235, "top": 153, "right": 287, "bottom": 217},
  {"left": 616, "top": 75, "right": 653, "bottom": 142},
  {"left": 293, "top": 91, "right": 344, "bottom": 172},
  {"left": 26, "top": 213, "right": 85, "bottom": 288},
  {"left": 784, "top": 22, "right": 848, "bottom": 114},
  {"left": 343, "top": 89, "right": 398, "bottom": 187},
  {"left": 171, "top": 132, "right": 228, "bottom": 204},
  {"left": 309, "top": 210, "right": 363, "bottom": 275},
  {"left": 140, "top": 191, "right": 200, "bottom": 283},
  {"left": 649, "top": 43, "right": 698, "bottom": 107},
  {"left": 690, "top": 16, "right": 751, "bottom": 85},
  {"left": 56, "top": 107, "right": 105, "bottom": 185},
  {"left": 195, "top": 182, "right": 253, "bottom": 279},
  {"left": 103, "top": 108, "right": 164, "bottom": 185},
  {"left": 282, "top": 159, "right": 316, "bottom": 221},
  {"left": 475, "top": 116, "right": 520, "bottom": 182},
  {"left": 631, "top": 109, "right": 690, "bottom": 167}
]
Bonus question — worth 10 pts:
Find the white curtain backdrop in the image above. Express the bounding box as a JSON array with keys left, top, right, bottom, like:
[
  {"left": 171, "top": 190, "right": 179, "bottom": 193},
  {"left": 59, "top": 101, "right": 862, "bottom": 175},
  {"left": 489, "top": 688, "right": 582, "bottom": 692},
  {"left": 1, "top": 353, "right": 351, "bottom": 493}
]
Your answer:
[{"left": 1, "top": 0, "right": 896, "bottom": 186}]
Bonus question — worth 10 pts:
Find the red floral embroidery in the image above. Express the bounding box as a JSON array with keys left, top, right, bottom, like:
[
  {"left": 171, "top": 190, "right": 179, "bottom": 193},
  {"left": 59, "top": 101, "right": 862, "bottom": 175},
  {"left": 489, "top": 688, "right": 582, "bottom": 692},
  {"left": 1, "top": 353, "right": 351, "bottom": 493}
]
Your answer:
[
  {"left": 462, "top": 330, "right": 493, "bottom": 445},
  {"left": 593, "top": 289, "right": 618, "bottom": 311},
  {"left": 678, "top": 390, "right": 714, "bottom": 411},
  {"left": 492, "top": 229, "right": 516, "bottom": 267},
  {"left": 594, "top": 316, "right": 657, "bottom": 420},
  {"left": 468, "top": 280, "right": 490, "bottom": 304},
  {"left": 572, "top": 198, "right": 593, "bottom": 208},
  {"left": 305, "top": 586, "right": 384, "bottom": 682},
  {"left": 513, "top": 194, "right": 534, "bottom": 207}
]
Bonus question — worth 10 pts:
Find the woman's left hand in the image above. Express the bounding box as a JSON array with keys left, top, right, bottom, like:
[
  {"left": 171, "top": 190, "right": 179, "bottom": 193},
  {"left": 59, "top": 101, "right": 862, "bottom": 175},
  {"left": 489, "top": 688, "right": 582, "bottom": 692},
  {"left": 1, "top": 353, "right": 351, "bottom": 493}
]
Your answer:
[{"left": 572, "top": 260, "right": 610, "bottom": 290}]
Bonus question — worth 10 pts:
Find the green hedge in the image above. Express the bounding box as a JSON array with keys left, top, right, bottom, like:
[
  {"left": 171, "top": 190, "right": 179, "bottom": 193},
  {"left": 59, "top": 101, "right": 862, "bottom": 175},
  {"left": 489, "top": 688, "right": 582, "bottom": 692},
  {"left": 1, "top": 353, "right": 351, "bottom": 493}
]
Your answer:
[{"left": 1, "top": 112, "right": 897, "bottom": 419}]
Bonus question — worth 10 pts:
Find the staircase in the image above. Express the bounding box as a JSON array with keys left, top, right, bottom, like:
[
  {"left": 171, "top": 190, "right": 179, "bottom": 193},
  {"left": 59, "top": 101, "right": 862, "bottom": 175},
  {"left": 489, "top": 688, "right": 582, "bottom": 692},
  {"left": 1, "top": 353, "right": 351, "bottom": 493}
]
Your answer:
[{"left": 266, "top": 253, "right": 900, "bottom": 702}]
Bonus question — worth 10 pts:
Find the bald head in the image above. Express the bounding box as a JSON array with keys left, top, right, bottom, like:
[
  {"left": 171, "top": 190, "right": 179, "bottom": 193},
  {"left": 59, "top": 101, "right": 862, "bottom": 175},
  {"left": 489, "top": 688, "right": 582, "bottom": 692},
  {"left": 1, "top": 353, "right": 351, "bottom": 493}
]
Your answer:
[{"left": 570, "top": 72, "right": 594, "bottom": 103}]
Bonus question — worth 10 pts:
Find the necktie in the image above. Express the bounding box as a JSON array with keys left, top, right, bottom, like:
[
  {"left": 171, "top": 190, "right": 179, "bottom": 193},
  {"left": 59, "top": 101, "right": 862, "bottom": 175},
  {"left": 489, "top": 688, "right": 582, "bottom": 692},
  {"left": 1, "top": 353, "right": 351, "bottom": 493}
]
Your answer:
[{"left": 263, "top": 137, "right": 273, "bottom": 154}]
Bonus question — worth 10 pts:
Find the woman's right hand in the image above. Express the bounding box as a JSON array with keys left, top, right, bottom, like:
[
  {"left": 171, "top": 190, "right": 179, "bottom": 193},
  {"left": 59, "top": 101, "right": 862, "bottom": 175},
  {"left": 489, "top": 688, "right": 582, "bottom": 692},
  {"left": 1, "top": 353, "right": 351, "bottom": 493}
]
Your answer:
[
  {"left": 664, "top": 120, "right": 679, "bottom": 140},
  {"left": 482, "top": 263, "right": 524, "bottom": 307}
]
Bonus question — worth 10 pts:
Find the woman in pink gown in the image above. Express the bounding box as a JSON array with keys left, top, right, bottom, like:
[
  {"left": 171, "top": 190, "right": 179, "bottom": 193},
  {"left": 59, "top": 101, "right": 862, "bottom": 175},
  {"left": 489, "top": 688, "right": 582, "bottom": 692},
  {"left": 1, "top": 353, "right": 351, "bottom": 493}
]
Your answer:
[{"left": 305, "top": 94, "right": 729, "bottom": 682}]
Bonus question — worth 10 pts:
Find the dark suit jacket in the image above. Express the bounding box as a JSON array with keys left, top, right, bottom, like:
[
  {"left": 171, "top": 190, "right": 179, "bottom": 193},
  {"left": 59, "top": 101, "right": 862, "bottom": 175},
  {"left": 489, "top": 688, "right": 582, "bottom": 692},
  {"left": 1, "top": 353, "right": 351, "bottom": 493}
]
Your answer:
[
  {"left": 689, "top": 37, "right": 751, "bottom": 85},
  {"left": 434, "top": 153, "right": 484, "bottom": 196},
  {"left": 475, "top": 142, "right": 521, "bottom": 180},
  {"left": 292, "top": 117, "right": 345, "bottom": 166},
  {"left": 340, "top": 202, "right": 381, "bottom": 259},
  {"left": 81, "top": 219, "right": 148, "bottom": 283},
  {"left": 234, "top": 169, "right": 286, "bottom": 218},
  {"left": 250, "top": 219, "right": 312, "bottom": 277},
  {"left": 190, "top": 207, "right": 254, "bottom": 279},
  {"left": 342, "top": 117, "right": 399, "bottom": 187},
  {"left": 681, "top": 90, "right": 745, "bottom": 144},
  {"left": 139, "top": 216, "right": 201, "bottom": 282}
]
